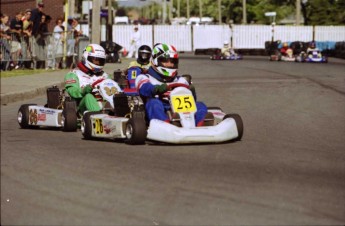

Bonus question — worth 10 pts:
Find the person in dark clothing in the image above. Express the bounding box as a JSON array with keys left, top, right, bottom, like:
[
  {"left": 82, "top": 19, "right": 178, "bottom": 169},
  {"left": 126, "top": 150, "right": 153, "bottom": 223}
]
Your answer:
[
  {"left": 35, "top": 14, "right": 48, "bottom": 69},
  {"left": 30, "top": 2, "right": 44, "bottom": 37},
  {"left": 9, "top": 11, "right": 23, "bottom": 69}
]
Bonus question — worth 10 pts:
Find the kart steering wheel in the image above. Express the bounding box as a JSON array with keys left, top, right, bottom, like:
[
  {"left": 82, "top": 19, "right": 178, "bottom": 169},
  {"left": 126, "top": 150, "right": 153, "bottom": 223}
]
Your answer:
[{"left": 167, "top": 83, "right": 190, "bottom": 90}]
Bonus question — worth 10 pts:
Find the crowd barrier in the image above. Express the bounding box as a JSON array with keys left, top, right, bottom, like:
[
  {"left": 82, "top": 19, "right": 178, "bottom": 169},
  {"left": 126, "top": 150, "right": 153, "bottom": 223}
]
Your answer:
[{"left": 0, "top": 31, "right": 89, "bottom": 71}]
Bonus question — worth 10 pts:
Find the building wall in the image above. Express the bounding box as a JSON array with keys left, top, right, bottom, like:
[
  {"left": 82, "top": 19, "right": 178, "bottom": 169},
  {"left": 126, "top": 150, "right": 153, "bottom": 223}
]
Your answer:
[{"left": 1, "top": 0, "right": 65, "bottom": 31}]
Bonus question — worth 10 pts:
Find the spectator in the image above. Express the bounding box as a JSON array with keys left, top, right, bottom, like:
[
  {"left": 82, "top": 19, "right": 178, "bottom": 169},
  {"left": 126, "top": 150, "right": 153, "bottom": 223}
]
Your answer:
[
  {"left": 35, "top": 13, "right": 48, "bottom": 69},
  {"left": 10, "top": 11, "right": 23, "bottom": 69},
  {"left": 127, "top": 26, "right": 141, "bottom": 58},
  {"left": 52, "top": 17, "right": 64, "bottom": 69},
  {"left": 1, "top": 14, "right": 12, "bottom": 70},
  {"left": 31, "top": 1, "right": 44, "bottom": 37},
  {"left": 22, "top": 9, "right": 33, "bottom": 68}
]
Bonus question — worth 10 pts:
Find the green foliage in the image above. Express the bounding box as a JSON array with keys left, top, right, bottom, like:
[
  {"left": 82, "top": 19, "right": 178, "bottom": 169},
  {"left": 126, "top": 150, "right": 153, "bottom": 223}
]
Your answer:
[{"left": 136, "top": 0, "right": 345, "bottom": 25}]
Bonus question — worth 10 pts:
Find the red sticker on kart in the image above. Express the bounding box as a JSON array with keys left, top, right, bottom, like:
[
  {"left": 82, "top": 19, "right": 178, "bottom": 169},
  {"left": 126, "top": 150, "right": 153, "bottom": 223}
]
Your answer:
[
  {"left": 171, "top": 94, "right": 196, "bottom": 113},
  {"left": 65, "top": 79, "right": 77, "bottom": 84}
]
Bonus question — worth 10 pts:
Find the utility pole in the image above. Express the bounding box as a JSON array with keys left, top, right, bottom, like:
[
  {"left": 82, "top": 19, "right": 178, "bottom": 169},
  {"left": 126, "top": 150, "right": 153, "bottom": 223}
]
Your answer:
[
  {"left": 107, "top": 0, "right": 113, "bottom": 41},
  {"left": 92, "top": 0, "right": 101, "bottom": 44},
  {"left": 177, "top": 0, "right": 180, "bottom": 18},
  {"left": 187, "top": 0, "right": 190, "bottom": 19},
  {"left": 199, "top": 0, "right": 202, "bottom": 19},
  {"left": 242, "top": 0, "right": 247, "bottom": 24},
  {"left": 296, "top": 0, "right": 301, "bottom": 25},
  {"left": 162, "top": 0, "right": 166, "bottom": 24},
  {"left": 218, "top": 0, "right": 221, "bottom": 24}
]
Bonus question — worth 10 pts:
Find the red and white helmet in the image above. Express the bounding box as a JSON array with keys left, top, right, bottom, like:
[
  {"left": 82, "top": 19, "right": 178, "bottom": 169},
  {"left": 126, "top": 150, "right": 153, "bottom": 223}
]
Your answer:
[
  {"left": 151, "top": 43, "right": 179, "bottom": 79},
  {"left": 82, "top": 44, "right": 106, "bottom": 73}
]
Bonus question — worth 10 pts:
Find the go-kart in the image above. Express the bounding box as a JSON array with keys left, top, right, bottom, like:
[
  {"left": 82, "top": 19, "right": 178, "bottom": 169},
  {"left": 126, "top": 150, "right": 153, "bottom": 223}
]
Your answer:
[
  {"left": 17, "top": 86, "right": 79, "bottom": 132},
  {"left": 295, "top": 50, "right": 328, "bottom": 63},
  {"left": 81, "top": 75, "right": 147, "bottom": 145},
  {"left": 210, "top": 53, "right": 243, "bottom": 60},
  {"left": 269, "top": 49, "right": 296, "bottom": 62},
  {"left": 146, "top": 83, "right": 243, "bottom": 144}
]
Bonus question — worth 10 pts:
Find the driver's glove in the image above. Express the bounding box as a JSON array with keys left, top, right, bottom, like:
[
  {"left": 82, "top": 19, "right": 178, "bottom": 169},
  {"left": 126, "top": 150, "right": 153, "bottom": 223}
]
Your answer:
[
  {"left": 153, "top": 83, "right": 169, "bottom": 95},
  {"left": 82, "top": 85, "right": 93, "bottom": 95}
]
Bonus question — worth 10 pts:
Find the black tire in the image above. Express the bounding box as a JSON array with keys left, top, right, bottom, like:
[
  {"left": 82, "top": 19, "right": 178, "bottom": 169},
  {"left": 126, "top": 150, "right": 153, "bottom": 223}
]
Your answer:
[
  {"left": 62, "top": 100, "right": 77, "bottom": 132},
  {"left": 125, "top": 117, "right": 147, "bottom": 145},
  {"left": 81, "top": 111, "right": 101, "bottom": 140},
  {"left": 17, "top": 104, "right": 37, "bottom": 129},
  {"left": 223, "top": 113, "right": 243, "bottom": 141}
]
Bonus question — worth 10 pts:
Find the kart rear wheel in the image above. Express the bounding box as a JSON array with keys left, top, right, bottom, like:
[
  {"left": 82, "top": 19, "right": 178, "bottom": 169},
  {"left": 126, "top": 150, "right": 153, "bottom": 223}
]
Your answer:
[
  {"left": 81, "top": 111, "right": 101, "bottom": 140},
  {"left": 223, "top": 114, "right": 243, "bottom": 141},
  {"left": 18, "top": 104, "right": 37, "bottom": 129},
  {"left": 125, "top": 117, "right": 147, "bottom": 145},
  {"left": 62, "top": 100, "right": 77, "bottom": 132}
]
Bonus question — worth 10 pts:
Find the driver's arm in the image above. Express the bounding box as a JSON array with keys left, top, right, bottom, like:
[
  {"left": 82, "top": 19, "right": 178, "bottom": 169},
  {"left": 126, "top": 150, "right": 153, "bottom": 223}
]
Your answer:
[{"left": 64, "top": 72, "right": 84, "bottom": 99}]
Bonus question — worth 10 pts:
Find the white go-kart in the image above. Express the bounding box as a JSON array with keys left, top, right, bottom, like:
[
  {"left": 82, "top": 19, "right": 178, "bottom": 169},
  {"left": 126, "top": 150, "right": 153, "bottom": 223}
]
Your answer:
[{"left": 146, "top": 83, "right": 243, "bottom": 144}]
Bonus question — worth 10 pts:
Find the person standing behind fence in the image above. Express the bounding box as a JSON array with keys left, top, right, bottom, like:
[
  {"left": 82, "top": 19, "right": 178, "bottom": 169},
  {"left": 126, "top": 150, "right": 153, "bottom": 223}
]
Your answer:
[
  {"left": 30, "top": 1, "right": 44, "bottom": 67},
  {"left": 53, "top": 18, "right": 64, "bottom": 69},
  {"left": 10, "top": 11, "right": 23, "bottom": 69},
  {"left": 127, "top": 26, "right": 141, "bottom": 59},
  {"left": 35, "top": 14, "right": 48, "bottom": 69},
  {"left": 1, "top": 14, "right": 12, "bottom": 70},
  {"left": 21, "top": 9, "right": 33, "bottom": 68}
]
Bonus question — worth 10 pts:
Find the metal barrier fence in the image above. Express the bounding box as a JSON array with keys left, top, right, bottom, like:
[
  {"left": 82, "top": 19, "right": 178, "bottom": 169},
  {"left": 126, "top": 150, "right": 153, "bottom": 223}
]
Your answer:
[
  {"left": 0, "top": 31, "right": 87, "bottom": 71},
  {"left": 106, "top": 24, "right": 345, "bottom": 51}
]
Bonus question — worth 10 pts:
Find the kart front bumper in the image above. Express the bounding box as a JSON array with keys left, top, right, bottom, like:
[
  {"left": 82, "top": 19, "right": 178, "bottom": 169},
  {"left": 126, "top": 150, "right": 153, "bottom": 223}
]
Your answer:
[{"left": 147, "top": 118, "right": 239, "bottom": 144}]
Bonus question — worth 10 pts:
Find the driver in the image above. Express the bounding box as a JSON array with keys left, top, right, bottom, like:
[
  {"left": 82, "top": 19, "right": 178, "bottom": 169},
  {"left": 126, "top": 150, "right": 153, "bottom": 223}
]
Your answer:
[
  {"left": 280, "top": 42, "right": 290, "bottom": 56},
  {"left": 306, "top": 41, "right": 321, "bottom": 57},
  {"left": 221, "top": 40, "right": 235, "bottom": 57},
  {"left": 135, "top": 43, "right": 208, "bottom": 126},
  {"left": 124, "top": 44, "right": 152, "bottom": 75},
  {"left": 64, "top": 43, "right": 111, "bottom": 114}
]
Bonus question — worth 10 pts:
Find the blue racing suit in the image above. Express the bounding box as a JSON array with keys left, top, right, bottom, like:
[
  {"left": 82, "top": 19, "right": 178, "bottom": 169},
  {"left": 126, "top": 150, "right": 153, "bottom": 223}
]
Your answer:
[{"left": 135, "top": 67, "right": 207, "bottom": 125}]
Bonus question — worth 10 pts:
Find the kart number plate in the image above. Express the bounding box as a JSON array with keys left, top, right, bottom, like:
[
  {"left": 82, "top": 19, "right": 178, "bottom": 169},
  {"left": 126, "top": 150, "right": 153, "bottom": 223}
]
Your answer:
[
  {"left": 171, "top": 94, "right": 196, "bottom": 113},
  {"left": 94, "top": 118, "right": 104, "bottom": 134}
]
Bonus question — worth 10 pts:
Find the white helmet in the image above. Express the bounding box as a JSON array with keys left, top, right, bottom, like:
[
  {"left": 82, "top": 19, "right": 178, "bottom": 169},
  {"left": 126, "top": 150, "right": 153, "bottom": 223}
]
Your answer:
[
  {"left": 223, "top": 40, "right": 229, "bottom": 47},
  {"left": 82, "top": 44, "right": 106, "bottom": 73},
  {"left": 151, "top": 43, "right": 179, "bottom": 79}
]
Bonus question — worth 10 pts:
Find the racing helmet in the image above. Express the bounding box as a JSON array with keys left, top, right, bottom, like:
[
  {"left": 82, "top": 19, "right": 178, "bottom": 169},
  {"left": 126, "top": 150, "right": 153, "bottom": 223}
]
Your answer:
[
  {"left": 81, "top": 44, "right": 106, "bottom": 74},
  {"left": 283, "top": 42, "right": 288, "bottom": 48},
  {"left": 137, "top": 45, "right": 152, "bottom": 65},
  {"left": 223, "top": 40, "right": 230, "bottom": 48},
  {"left": 309, "top": 42, "right": 316, "bottom": 49},
  {"left": 151, "top": 43, "right": 179, "bottom": 79}
]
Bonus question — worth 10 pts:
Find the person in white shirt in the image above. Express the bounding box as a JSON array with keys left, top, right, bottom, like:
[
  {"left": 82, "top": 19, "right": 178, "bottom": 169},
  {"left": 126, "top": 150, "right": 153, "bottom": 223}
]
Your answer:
[{"left": 127, "top": 26, "right": 141, "bottom": 58}]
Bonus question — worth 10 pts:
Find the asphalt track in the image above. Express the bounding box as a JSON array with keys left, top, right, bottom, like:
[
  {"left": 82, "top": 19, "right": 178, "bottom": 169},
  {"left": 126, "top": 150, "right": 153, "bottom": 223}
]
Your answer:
[{"left": 1, "top": 55, "right": 345, "bottom": 225}]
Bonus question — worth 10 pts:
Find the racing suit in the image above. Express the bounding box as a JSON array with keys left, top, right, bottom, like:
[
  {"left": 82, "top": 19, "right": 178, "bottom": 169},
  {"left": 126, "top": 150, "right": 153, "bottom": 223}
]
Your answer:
[
  {"left": 221, "top": 46, "right": 235, "bottom": 57},
  {"left": 64, "top": 62, "right": 111, "bottom": 114},
  {"left": 135, "top": 67, "right": 208, "bottom": 126}
]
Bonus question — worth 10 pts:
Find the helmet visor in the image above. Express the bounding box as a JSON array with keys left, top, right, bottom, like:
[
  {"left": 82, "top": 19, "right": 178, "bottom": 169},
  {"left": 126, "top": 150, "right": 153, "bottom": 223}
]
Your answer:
[
  {"left": 87, "top": 56, "right": 106, "bottom": 66},
  {"left": 158, "top": 57, "right": 178, "bottom": 69}
]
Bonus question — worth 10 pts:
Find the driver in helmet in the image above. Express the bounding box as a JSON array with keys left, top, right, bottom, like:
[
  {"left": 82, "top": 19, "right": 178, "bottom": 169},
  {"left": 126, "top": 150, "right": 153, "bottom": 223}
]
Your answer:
[
  {"left": 280, "top": 42, "right": 291, "bottom": 56},
  {"left": 64, "top": 43, "right": 111, "bottom": 114},
  {"left": 125, "top": 45, "right": 152, "bottom": 74},
  {"left": 221, "top": 40, "right": 235, "bottom": 57},
  {"left": 135, "top": 43, "right": 208, "bottom": 126},
  {"left": 306, "top": 41, "right": 321, "bottom": 57}
]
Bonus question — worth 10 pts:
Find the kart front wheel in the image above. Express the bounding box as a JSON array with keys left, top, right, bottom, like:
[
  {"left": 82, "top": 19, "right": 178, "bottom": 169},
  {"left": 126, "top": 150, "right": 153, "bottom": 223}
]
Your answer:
[
  {"left": 18, "top": 104, "right": 37, "bottom": 129},
  {"left": 223, "top": 113, "right": 243, "bottom": 141},
  {"left": 81, "top": 111, "right": 101, "bottom": 140},
  {"left": 125, "top": 117, "right": 147, "bottom": 145}
]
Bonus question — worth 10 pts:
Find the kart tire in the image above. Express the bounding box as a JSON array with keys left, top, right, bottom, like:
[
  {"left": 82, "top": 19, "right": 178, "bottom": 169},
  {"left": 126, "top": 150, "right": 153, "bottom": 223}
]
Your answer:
[
  {"left": 18, "top": 104, "right": 37, "bottom": 129},
  {"left": 81, "top": 111, "right": 101, "bottom": 140},
  {"left": 125, "top": 117, "right": 147, "bottom": 145},
  {"left": 62, "top": 100, "right": 77, "bottom": 132},
  {"left": 223, "top": 113, "right": 243, "bottom": 141}
]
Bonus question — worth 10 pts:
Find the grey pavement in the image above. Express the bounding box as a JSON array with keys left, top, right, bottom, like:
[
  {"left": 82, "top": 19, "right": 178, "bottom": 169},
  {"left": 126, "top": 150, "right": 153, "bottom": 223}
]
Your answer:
[{"left": 0, "top": 58, "right": 133, "bottom": 105}]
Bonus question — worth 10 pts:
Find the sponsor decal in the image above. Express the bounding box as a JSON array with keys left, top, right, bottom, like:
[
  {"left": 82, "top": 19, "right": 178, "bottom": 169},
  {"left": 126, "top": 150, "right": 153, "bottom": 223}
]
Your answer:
[
  {"left": 65, "top": 79, "right": 76, "bottom": 84},
  {"left": 38, "top": 114, "right": 46, "bottom": 121}
]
